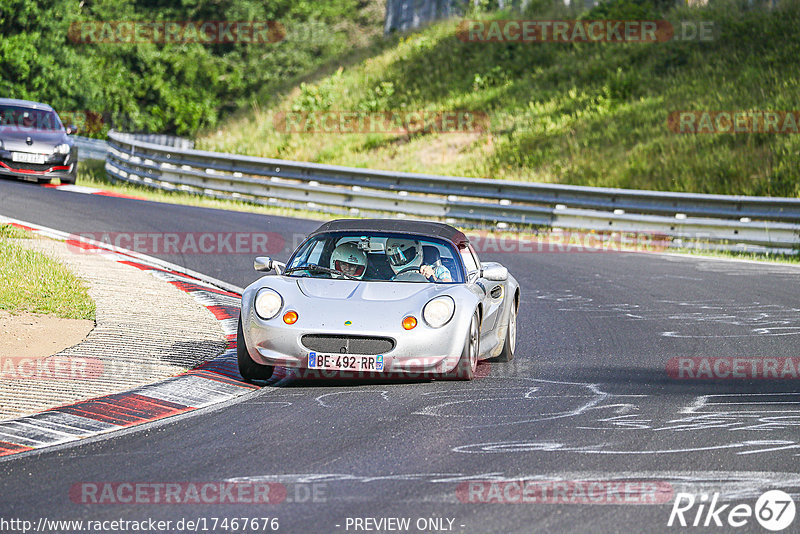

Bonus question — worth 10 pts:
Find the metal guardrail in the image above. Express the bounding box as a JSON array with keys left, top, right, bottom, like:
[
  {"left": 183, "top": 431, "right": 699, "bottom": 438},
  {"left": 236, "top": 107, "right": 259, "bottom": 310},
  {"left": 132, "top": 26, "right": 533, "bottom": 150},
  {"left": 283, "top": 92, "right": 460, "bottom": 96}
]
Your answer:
[
  {"left": 384, "top": 0, "right": 534, "bottom": 34},
  {"left": 105, "top": 131, "right": 800, "bottom": 254},
  {"left": 75, "top": 134, "right": 191, "bottom": 161},
  {"left": 73, "top": 136, "right": 109, "bottom": 161}
]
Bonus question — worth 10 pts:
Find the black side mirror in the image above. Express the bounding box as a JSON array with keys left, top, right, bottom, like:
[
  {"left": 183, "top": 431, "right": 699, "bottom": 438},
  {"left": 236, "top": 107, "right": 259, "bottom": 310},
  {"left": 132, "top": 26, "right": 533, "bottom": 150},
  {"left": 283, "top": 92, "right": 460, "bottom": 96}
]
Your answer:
[{"left": 65, "top": 125, "right": 78, "bottom": 135}]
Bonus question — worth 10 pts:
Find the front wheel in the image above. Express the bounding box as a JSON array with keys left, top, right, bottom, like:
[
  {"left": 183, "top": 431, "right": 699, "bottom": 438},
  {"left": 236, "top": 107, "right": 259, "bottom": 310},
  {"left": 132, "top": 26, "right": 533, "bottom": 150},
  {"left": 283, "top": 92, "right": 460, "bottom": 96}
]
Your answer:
[
  {"left": 446, "top": 311, "right": 480, "bottom": 380},
  {"left": 60, "top": 163, "right": 77, "bottom": 185},
  {"left": 237, "top": 315, "right": 274, "bottom": 382}
]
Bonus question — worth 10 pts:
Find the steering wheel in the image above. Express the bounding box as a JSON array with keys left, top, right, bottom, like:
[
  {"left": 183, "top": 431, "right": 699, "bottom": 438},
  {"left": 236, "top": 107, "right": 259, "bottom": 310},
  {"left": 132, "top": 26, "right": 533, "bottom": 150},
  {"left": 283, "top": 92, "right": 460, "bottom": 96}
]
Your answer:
[{"left": 391, "top": 266, "right": 422, "bottom": 280}]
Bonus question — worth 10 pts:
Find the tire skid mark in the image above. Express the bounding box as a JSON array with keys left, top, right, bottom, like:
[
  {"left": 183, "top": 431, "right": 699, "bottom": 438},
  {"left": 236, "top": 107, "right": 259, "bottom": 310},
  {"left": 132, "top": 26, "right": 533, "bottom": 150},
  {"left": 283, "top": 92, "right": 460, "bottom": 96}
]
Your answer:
[{"left": 224, "top": 470, "right": 800, "bottom": 503}]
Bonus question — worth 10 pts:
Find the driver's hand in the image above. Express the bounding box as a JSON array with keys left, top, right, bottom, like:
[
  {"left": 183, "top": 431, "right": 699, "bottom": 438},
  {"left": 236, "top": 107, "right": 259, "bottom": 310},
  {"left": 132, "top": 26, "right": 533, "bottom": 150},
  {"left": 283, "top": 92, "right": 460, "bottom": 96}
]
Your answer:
[{"left": 420, "top": 265, "right": 435, "bottom": 278}]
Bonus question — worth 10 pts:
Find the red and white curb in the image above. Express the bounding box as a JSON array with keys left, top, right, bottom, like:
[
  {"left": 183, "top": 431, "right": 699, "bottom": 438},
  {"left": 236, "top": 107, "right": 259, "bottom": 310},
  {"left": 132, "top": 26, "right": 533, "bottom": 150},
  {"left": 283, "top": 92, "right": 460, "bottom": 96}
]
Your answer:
[
  {"left": 0, "top": 216, "right": 254, "bottom": 459},
  {"left": 43, "top": 183, "right": 145, "bottom": 200}
]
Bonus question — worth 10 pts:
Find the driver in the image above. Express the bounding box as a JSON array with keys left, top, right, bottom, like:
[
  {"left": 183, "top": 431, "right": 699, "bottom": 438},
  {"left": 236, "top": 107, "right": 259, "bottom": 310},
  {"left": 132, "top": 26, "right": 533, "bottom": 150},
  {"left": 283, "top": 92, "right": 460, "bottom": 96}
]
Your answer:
[
  {"left": 386, "top": 238, "right": 452, "bottom": 282},
  {"left": 386, "top": 238, "right": 423, "bottom": 277},
  {"left": 329, "top": 242, "right": 368, "bottom": 279}
]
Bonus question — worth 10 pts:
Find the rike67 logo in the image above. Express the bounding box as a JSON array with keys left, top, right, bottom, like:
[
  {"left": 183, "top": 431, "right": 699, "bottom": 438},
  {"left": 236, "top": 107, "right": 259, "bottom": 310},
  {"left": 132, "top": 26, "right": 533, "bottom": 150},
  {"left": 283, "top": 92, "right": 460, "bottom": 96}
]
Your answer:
[{"left": 668, "top": 490, "right": 796, "bottom": 531}]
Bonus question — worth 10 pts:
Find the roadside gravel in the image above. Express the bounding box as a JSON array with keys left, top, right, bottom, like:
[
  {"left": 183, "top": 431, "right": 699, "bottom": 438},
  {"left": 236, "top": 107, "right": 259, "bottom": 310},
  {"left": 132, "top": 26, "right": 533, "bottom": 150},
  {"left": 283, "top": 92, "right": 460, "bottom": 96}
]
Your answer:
[{"left": 0, "top": 237, "right": 228, "bottom": 420}]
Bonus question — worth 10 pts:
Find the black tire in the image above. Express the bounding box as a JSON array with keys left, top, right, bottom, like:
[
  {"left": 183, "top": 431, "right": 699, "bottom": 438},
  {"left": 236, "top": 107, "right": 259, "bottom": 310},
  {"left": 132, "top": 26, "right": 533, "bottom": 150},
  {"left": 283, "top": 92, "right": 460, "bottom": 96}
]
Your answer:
[
  {"left": 237, "top": 315, "right": 274, "bottom": 382},
  {"left": 494, "top": 303, "right": 517, "bottom": 363},
  {"left": 61, "top": 163, "right": 77, "bottom": 185},
  {"left": 446, "top": 311, "right": 480, "bottom": 380}
]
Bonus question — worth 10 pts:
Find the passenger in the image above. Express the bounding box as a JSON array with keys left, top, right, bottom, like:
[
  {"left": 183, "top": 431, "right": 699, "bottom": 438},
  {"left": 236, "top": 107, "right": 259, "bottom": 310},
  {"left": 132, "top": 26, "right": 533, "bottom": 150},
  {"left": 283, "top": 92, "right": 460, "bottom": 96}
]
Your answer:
[{"left": 329, "top": 242, "right": 368, "bottom": 279}]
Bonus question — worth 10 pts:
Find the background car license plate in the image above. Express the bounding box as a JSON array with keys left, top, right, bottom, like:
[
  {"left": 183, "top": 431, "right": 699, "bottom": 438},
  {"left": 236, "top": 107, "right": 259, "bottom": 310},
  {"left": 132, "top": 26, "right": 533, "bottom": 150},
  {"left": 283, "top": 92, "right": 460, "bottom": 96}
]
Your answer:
[
  {"left": 308, "top": 352, "right": 384, "bottom": 372},
  {"left": 12, "top": 152, "right": 46, "bottom": 164}
]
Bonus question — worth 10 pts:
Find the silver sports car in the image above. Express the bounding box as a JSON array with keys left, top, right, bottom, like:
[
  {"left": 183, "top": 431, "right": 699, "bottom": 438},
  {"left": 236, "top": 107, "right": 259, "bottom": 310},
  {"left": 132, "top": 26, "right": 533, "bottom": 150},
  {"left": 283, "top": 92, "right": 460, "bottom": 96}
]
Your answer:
[{"left": 237, "top": 219, "right": 519, "bottom": 381}]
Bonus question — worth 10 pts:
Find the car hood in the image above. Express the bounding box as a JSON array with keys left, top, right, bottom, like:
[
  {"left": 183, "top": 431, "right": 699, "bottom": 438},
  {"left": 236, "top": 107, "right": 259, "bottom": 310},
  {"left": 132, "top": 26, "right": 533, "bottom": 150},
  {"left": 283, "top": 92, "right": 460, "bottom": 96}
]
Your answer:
[
  {"left": 242, "top": 274, "right": 479, "bottom": 334},
  {"left": 0, "top": 126, "right": 68, "bottom": 152},
  {"left": 295, "top": 278, "right": 437, "bottom": 301}
]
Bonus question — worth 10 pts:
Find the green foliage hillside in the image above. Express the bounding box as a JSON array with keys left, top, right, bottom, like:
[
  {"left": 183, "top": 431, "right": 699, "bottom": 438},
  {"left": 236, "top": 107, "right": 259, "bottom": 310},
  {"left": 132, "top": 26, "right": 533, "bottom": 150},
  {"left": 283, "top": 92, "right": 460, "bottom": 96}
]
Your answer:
[
  {"left": 0, "top": 0, "right": 384, "bottom": 136},
  {"left": 6, "top": 0, "right": 798, "bottom": 196},
  {"left": 197, "top": 0, "right": 800, "bottom": 197}
]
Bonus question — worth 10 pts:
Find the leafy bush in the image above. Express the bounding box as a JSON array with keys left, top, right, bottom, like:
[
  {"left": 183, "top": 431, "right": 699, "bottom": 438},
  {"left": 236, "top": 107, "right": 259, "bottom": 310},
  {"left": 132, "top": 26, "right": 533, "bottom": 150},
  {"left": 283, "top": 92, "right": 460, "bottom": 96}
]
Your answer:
[{"left": 1, "top": 0, "right": 383, "bottom": 137}]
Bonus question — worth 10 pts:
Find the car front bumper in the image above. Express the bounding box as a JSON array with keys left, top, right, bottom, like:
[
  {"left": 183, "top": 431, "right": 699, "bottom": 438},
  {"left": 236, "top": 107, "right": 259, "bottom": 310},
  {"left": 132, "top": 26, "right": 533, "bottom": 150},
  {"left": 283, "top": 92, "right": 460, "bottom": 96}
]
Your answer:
[
  {"left": 0, "top": 152, "right": 76, "bottom": 181},
  {"left": 241, "top": 304, "right": 471, "bottom": 377}
]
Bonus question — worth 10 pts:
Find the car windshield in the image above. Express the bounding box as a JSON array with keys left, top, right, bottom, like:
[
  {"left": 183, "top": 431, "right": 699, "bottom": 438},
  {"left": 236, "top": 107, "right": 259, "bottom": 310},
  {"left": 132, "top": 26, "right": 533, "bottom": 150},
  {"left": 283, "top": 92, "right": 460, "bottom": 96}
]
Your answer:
[
  {"left": 285, "top": 232, "right": 464, "bottom": 283},
  {"left": 0, "top": 105, "right": 63, "bottom": 131}
]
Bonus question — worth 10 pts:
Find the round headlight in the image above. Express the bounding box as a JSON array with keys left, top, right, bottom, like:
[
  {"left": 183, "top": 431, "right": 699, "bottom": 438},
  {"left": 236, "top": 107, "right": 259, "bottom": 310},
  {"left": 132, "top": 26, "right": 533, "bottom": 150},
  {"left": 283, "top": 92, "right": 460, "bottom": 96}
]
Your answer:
[
  {"left": 422, "top": 296, "right": 455, "bottom": 328},
  {"left": 254, "top": 288, "right": 283, "bottom": 320},
  {"left": 54, "top": 143, "right": 70, "bottom": 155}
]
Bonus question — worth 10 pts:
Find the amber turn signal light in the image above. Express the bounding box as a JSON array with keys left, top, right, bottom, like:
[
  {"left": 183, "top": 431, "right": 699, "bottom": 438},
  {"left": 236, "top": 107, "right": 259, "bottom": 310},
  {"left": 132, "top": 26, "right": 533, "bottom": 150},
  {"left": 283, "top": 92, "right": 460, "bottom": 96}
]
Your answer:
[
  {"left": 283, "top": 311, "right": 298, "bottom": 324},
  {"left": 402, "top": 316, "right": 417, "bottom": 330}
]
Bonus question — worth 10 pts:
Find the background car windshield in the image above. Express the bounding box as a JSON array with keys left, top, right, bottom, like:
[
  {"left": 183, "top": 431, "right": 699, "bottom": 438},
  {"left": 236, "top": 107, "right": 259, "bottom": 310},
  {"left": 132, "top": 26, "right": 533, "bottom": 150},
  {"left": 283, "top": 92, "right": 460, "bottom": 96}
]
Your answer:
[
  {"left": 286, "top": 232, "right": 463, "bottom": 283},
  {"left": 0, "top": 106, "right": 63, "bottom": 131}
]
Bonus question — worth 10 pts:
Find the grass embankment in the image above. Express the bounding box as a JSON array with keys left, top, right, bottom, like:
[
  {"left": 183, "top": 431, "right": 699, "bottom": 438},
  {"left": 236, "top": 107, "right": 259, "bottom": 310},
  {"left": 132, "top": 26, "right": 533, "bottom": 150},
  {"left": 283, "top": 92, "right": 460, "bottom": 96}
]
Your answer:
[
  {"left": 197, "top": 0, "right": 800, "bottom": 198},
  {"left": 0, "top": 224, "right": 95, "bottom": 320}
]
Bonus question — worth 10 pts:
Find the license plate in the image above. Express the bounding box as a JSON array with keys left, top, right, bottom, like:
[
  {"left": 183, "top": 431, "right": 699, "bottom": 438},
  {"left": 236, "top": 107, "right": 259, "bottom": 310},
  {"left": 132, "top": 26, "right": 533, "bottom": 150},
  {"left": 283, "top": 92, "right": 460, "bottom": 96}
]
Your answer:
[
  {"left": 308, "top": 352, "right": 384, "bottom": 372},
  {"left": 12, "top": 152, "right": 46, "bottom": 164}
]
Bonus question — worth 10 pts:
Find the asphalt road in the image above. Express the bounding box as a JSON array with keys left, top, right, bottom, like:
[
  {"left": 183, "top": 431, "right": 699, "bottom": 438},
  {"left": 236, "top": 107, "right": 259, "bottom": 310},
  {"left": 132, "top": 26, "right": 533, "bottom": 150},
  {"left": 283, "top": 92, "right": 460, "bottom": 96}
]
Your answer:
[{"left": 2, "top": 177, "right": 800, "bottom": 534}]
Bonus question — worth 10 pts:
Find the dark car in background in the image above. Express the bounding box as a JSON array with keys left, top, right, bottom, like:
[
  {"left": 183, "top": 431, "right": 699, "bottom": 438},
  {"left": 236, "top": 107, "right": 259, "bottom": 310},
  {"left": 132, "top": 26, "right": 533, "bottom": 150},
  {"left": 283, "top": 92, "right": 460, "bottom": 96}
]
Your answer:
[{"left": 0, "top": 98, "right": 78, "bottom": 185}]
